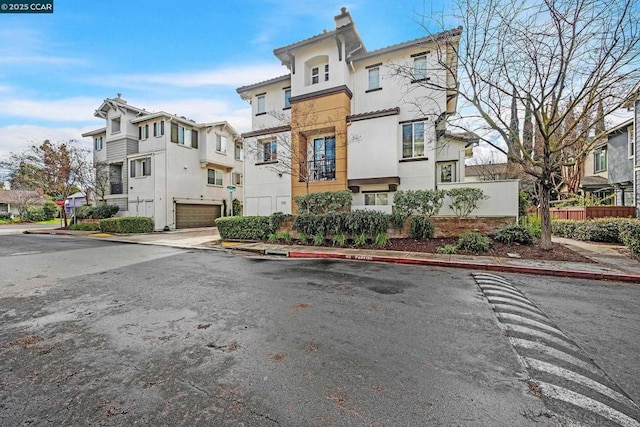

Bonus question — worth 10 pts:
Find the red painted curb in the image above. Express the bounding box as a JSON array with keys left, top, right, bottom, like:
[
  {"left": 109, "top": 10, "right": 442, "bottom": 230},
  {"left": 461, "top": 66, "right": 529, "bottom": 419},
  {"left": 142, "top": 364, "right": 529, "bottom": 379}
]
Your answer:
[{"left": 288, "top": 251, "right": 640, "bottom": 284}]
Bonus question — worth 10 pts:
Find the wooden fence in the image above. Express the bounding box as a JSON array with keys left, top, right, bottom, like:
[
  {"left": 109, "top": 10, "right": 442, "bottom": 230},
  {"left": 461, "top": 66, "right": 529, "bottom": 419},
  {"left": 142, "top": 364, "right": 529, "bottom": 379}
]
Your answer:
[{"left": 545, "top": 206, "right": 636, "bottom": 221}]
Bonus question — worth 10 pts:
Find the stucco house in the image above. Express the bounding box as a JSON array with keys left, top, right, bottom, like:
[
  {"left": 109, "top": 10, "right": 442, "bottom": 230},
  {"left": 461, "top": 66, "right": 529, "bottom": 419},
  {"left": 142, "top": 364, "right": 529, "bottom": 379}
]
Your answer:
[
  {"left": 83, "top": 95, "right": 244, "bottom": 230},
  {"left": 0, "top": 189, "right": 45, "bottom": 218},
  {"left": 606, "top": 118, "right": 634, "bottom": 206},
  {"left": 236, "top": 8, "right": 520, "bottom": 217}
]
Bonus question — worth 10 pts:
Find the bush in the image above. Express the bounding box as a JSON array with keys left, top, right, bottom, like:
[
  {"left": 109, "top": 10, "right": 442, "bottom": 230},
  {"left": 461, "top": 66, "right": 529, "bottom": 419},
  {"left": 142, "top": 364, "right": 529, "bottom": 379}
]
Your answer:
[
  {"left": 374, "top": 233, "right": 389, "bottom": 247},
  {"left": 232, "top": 199, "right": 243, "bottom": 216},
  {"left": 393, "top": 189, "right": 446, "bottom": 217},
  {"left": 409, "top": 216, "right": 434, "bottom": 240},
  {"left": 457, "top": 232, "right": 491, "bottom": 253},
  {"left": 551, "top": 219, "right": 579, "bottom": 238},
  {"left": 619, "top": 221, "right": 640, "bottom": 254},
  {"left": 437, "top": 244, "right": 457, "bottom": 254},
  {"left": 276, "top": 231, "right": 292, "bottom": 243},
  {"left": 42, "top": 202, "right": 57, "bottom": 220},
  {"left": 269, "top": 212, "right": 292, "bottom": 234},
  {"left": 353, "top": 233, "right": 368, "bottom": 247},
  {"left": 332, "top": 233, "right": 347, "bottom": 246},
  {"left": 293, "top": 214, "right": 326, "bottom": 237},
  {"left": 69, "top": 223, "right": 100, "bottom": 231},
  {"left": 215, "top": 216, "right": 271, "bottom": 240},
  {"left": 99, "top": 217, "right": 154, "bottom": 233},
  {"left": 574, "top": 219, "right": 621, "bottom": 242},
  {"left": 75, "top": 204, "right": 119, "bottom": 220},
  {"left": 493, "top": 224, "right": 534, "bottom": 245},
  {"left": 293, "top": 211, "right": 390, "bottom": 239},
  {"left": 446, "top": 188, "right": 488, "bottom": 218},
  {"left": 312, "top": 233, "right": 325, "bottom": 245},
  {"left": 23, "top": 206, "right": 46, "bottom": 222},
  {"left": 0, "top": 212, "right": 11, "bottom": 220},
  {"left": 295, "top": 190, "right": 352, "bottom": 214}
]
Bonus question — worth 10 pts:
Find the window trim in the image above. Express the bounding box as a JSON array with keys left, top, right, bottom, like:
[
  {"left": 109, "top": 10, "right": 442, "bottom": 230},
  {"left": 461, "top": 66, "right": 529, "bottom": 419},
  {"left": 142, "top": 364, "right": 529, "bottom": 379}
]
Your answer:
[
  {"left": 401, "top": 121, "right": 427, "bottom": 159},
  {"left": 111, "top": 117, "right": 121, "bottom": 134},
  {"left": 153, "top": 121, "right": 164, "bottom": 137},
  {"left": 284, "top": 88, "right": 291, "bottom": 109},
  {"left": 364, "top": 192, "right": 389, "bottom": 206},
  {"left": 139, "top": 124, "right": 149, "bottom": 140},
  {"left": 260, "top": 139, "right": 277, "bottom": 163},
  {"left": 629, "top": 126, "right": 635, "bottom": 159},
  {"left": 367, "top": 66, "right": 381, "bottom": 91},
  {"left": 412, "top": 54, "right": 429, "bottom": 83},
  {"left": 94, "top": 136, "right": 103, "bottom": 151},
  {"left": 207, "top": 168, "right": 224, "bottom": 186},
  {"left": 594, "top": 147, "right": 607, "bottom": 173},
  {"left": 437, "top": 161, "right": 457, "bottom": 183},
  {"left": 216, "top": 134, "right": 227, "bottom": 154},
  {"left": 130, "top": 157, "right": 152, "bottom": 178},
  {"left": 256, "top": 94, "right": 266, "bottom": 115}
]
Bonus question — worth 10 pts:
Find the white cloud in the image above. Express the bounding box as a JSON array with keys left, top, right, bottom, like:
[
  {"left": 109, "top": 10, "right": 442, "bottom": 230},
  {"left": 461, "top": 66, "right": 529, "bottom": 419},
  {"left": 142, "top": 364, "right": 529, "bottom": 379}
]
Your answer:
[
  {"left": 0, "top": 96, "right": 99, "bottom": 122},
  {"left": 0, "top": 125, "right": 93, "bottom": 161},
  {"left": 0, "top": 55, "right": 87, "bottom": 66},
  {"left": 89, "top": 63, "right": 289, "bottom": 89}
]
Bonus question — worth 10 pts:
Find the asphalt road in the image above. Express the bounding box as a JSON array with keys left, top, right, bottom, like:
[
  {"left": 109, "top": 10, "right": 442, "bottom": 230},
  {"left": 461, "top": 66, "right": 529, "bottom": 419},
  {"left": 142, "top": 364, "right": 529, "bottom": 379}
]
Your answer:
[{"left": 1, "top": 234, "right": 638, "bottom": 426}]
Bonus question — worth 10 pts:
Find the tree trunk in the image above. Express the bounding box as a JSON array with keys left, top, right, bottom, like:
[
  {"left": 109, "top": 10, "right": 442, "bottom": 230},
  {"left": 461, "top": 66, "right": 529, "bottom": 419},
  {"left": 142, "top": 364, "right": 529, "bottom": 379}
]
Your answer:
[
  {"left": 539, "top": 183, "right": 552, "bottom": 250},
  {"left": 62, "top": 206, "right": 68, "bottom": 228}
]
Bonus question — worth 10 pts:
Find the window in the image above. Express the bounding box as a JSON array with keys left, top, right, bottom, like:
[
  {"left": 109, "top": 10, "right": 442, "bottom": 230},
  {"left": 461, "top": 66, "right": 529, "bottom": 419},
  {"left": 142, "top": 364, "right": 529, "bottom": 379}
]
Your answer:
[
  {"left": 94, "top": 136, "right": 103, "bottom": 151},
  {"left": 413, "top": 55, "right": 427, "bottom": 81},
  {"left": 438, "top": 162, "right": 456, "bottom": 183},
  {"left": 235, "top": 143, "right": 244, "bottom": 161},
  {"left": 284, "top": 88, "right": 291, "bottom": 109},
  {"left": 139, "top": 124, "right": 149, "bottom": 140},
  {"left": 256, "top": 94, "right": 265, "bottom": 114},
  {"left": 368, "top": 67, "right": 380, "bottom": 91},
  {"left": 594, "top": 148, "right": 607, "bottom": 172},
  {"left": 191, "top": 130, "right": 198, "bottom": 149},
  {"left": 111, "top": 117, "right": 121, "bottom": 133},
  {"left": 207, "top": 169, "right": 223, "bottom": 186},
  {"left": 402, "top": 122, "right": 425, "bottom": 158},
  {"left": 261, "top": 140, "right": 277, "bottom": 162},
  {"left": 171, "top": 123, "right": 197, "bottom": 147},
  {"left": 364, "top": 193, "right": 389, "bottom": 206},
  {"left": 153, "top": 121, "right": 164, "bottom": 137},
  {"left": 130, "top": 157, "right": 151, "bottom": 178},
  {"left": 216, "top": 134, "right": 227, "bottom": 153},
  {"left": 308, "top": 136, "right": 336, "bottom": 181},
  {"left": 629, "top": 127, "right": 635, "bottom": 159},
  {"left": 324, "top": 64, "right": 329, "bottom": 81},
  {"left": 232, "top": 172, "right": 243, "bottom": 185},
  {"left": 312, "top": 67, "right": 319, "bottom": 84}
]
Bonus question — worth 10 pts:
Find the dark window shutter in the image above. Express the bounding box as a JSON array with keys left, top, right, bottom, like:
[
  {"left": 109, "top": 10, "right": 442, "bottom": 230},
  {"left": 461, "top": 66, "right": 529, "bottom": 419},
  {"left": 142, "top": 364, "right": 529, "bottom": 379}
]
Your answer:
[
  {"left": 192, "top": 130, "right": 198, "bottom": 148},
  {"left": 130, "top": 160, "right": 136, "bottom": 178}
]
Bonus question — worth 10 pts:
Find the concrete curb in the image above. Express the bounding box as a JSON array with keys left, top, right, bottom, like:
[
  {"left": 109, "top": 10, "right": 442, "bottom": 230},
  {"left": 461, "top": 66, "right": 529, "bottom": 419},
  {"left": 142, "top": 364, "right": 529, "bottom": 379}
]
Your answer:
[{"left": 287, "top": 251, "right": 640, "bottom": 284}]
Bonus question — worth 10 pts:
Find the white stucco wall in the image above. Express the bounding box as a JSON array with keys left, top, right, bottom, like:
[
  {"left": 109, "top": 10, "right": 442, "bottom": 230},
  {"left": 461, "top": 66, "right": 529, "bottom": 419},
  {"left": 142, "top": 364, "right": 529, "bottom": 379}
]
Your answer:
[{"left": 437, "top": 180, "right": 519, "bottom": 218}]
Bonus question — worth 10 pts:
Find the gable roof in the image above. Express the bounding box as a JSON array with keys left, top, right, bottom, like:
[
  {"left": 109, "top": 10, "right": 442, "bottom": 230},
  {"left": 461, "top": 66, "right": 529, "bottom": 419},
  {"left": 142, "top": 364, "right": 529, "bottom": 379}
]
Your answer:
[{"left": 94, "top": 95, "right": 149, "bottom": 119}]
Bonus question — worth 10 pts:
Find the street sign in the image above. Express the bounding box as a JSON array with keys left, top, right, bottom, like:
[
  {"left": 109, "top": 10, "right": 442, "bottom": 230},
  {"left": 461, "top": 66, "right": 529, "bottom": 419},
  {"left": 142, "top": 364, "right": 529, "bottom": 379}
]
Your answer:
[
  {"left": 226, "top": 185, "right": 236, "bottom": 193},
  {"left": 55, "top": 199, "right": 65, "bottom": 207}
]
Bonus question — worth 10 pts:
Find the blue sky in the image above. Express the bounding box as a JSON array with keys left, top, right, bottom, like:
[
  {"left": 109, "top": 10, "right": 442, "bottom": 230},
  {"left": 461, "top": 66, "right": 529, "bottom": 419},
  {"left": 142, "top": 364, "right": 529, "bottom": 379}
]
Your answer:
[{"left": 0, "top": 0, "right": 450, "bottom": 160}]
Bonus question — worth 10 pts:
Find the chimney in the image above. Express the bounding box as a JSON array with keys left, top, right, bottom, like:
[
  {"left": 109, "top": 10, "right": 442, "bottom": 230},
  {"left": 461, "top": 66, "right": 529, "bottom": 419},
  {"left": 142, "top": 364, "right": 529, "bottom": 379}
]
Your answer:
[{"left": 334, "top": 7, "right": 352, "bottom": 29}]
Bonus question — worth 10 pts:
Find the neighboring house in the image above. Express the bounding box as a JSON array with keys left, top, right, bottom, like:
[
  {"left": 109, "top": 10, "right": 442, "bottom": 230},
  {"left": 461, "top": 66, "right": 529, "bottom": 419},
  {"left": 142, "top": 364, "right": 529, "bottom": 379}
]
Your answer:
[
  {"left": 606, "top": 118, "right": 634, "bottom": 206},
  {"left": 237, "top": 8, "right": 496, "bottom": 216},
  {"left": 83, "top": 95, "right": 243, "bottom": 230},
  {"left": 465, "top": 163, "right": 510, "bottom": 182},
  {"left": 579, "top": 139, "right": 612, "bottom": 203},
  {"left": 65, "top": 192, "right": 87, "bottom": 216},
  {"left": 0, "top": 189, "right": 45, "bottom": 217}
]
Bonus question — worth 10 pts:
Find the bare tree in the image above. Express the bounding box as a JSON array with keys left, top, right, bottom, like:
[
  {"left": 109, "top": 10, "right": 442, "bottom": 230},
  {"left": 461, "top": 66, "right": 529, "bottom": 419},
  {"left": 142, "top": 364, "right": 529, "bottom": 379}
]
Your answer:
[
  {"left": 8, "top": 190, "right": 43, "bottom": 219},
  {"left": 392, "top": 0, "right": 639, "bottom": 249},
  {"left": 1, "top": 140, "right": 91, "bottom": 227},
  {"left": 245, "top": 100, "right": 360, "bottom": 199}
]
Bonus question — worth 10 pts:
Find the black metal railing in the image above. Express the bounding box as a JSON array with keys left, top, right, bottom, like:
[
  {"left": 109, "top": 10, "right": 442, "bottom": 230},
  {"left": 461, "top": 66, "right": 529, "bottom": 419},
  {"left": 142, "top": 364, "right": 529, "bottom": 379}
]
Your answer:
[
  {"left": 110, "top": 182, "right": 123, "bottom": 195},
  {"left": 300, "top": 158, "right": 336, "bottom": 182}
]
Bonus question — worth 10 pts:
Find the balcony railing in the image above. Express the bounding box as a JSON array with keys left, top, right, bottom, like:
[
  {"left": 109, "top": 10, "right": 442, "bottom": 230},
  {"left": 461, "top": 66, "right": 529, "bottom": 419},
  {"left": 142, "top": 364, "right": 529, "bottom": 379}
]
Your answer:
[
  {"left": 300, "top": 158, "right": 336, "bottom": 182},
  {"left": 110, "top": 182, "right": 123, "bottom": 195}
]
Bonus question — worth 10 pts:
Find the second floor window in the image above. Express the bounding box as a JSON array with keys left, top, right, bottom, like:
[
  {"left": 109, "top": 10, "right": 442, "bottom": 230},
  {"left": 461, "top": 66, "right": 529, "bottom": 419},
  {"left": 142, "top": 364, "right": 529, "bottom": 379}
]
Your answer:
[
  {"left": 629, "top": 127, "right": 635, "bottom": 159},
  {"left": 262, "top": 140, "right": 277, "bottom": 162},
  {"left": 232, "top": 172, "right": 243, "bottom": 185},
  {"left": 111, "top": 117, "right": 121, "bottom": 133},
  {"left": 130, "top": 157, "right": 151, "bottom": 178},
  {"left": 284, "top": 88, "right": 291, "bottom": 109},
  {"left": 312, "top": 67, "right": 319, "bottom": 84},
  {"left": 402, "top": 122, "right": 425, "bottom": 158},
  {"left": 171, "top": 123, "right": 197, "bottom": 148},
  {"left": 594, "top": 148, "right": 607, "bottom": 172},
  {"left": 94, "top": 136, "right": 103, "bottom": 151},
  {"left": 235, "top": 143, "right": 244, "bottom": 161},
  {"left": 207, "top": 169, "right": 223, "bottom": 186}
]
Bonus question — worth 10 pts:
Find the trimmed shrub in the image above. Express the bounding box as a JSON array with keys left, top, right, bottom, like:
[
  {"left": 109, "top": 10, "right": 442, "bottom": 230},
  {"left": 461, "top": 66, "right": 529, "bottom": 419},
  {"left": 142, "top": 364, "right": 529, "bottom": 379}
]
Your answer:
[
  {"left": 23, "top": 206, "right": 46, "bottom": 222},
  {"left": 446, "top": 187, "right": 488, "bottom": 218},
  {"left": 574, "top": 219, "right": 620, "bottom": 242},
  {"left": 293, "top": 214, "right": 326, "bottom": 237},
  {"left": 493, "top": 224, "right": 534, "bottom": 245},
  {"left": 343, "top": 210, "right": 389, "bottom": 237},
  {"left": 457, "top": 232, "right": 491, "bottom": 253},
  {"left": 619, "top": 221, "right": 640, "bottom": 254},
  {"left": 393, "top": 189, "right": 446, "bottom": 217},
  {"left": 269, "top": 212, "right": 292, "bottom": 234},
  {"left": 409, "top": 216, "right": 435, "bottom": 241},
  {"left": 293, "top": 211, "right": 390, "bottom": 239},
  {"left": 42, "top": 202, "right": 58, "bottom": 220},
  {"left": 215, "top": 216, "right": 271, "bottom": 240},
  {"left": 99, "top": 217, "right": 154, "bottom": 234},
  {"left": 551, "top": 219, "right": 579, "bottom": 238},
  {"left": 69, "top": 223, "right": 100, "bottom": 231},
  {"left": 75, "top": 204, "right": 119, "bottom": 220},
  {"left": 294, "top": 190, "right": 352, "bottom": 214}
]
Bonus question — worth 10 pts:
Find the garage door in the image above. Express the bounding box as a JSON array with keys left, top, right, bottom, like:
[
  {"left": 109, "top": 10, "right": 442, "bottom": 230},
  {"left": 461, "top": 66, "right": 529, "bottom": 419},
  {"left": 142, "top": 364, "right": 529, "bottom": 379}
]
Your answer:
[{"left": 175, "top": 204, "right": 221, "bottom": 229}]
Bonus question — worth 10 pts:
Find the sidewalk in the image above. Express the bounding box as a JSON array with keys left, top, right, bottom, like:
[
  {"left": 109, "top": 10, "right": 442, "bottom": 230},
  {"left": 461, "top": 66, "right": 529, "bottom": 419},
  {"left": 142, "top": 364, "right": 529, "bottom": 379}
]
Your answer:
[{"left": 21, "top": 227, "right": 640, "bottom": 283}]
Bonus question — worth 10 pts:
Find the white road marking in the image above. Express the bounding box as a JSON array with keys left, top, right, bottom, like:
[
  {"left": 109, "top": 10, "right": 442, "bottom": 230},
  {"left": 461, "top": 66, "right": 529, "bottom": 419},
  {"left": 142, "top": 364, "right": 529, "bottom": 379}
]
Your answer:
[
  {"left": 484, "top": 289, "right": 537, "bottom": 305},
  {"left": 510, "top": 338, "right": 603, "bottom": 378},
  {"left": 524, "top": 357, "right": 639, "bottom": 411},
  {"left": 536, "top": 381, "right": 640, "bottom": 427},
  {"left": 486, "top": 296, "right": 545, "bottom": 314},
  {"left": 498, "top": 312, "right": 562, "bottom": 335},
  {"left": 491, "top": 304, "right": 552, "bottom": 324},
  {"left": 477, "top": 283, "right": 525, "bottom": 297},
  {"left": 506, "top": 324, "right": 579, "bottom": 352}
]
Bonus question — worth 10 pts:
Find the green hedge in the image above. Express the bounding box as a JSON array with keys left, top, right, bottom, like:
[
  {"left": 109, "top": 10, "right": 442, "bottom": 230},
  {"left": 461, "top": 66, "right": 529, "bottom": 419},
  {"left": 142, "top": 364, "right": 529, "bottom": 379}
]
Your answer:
[
  {"left": 216, "top": 216, "right": 273, "bottom": 240},
  {"left": 293, "top": 210, "right": 389, "bottom": 238},
  {"left": 76, "top": 204, "right": 119, "bottom": 219},
  {"left": 409, "top": 216, "right": 434, "bottom": 240},
  {"left": 99, "top": 217, "right": 154, "bottom": 233},
  {"left": 551, "top": 218, "right": 640, "bottom": 254},
  {"left": 69, "top": 223, "right": 100, "bottom": 231}
]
